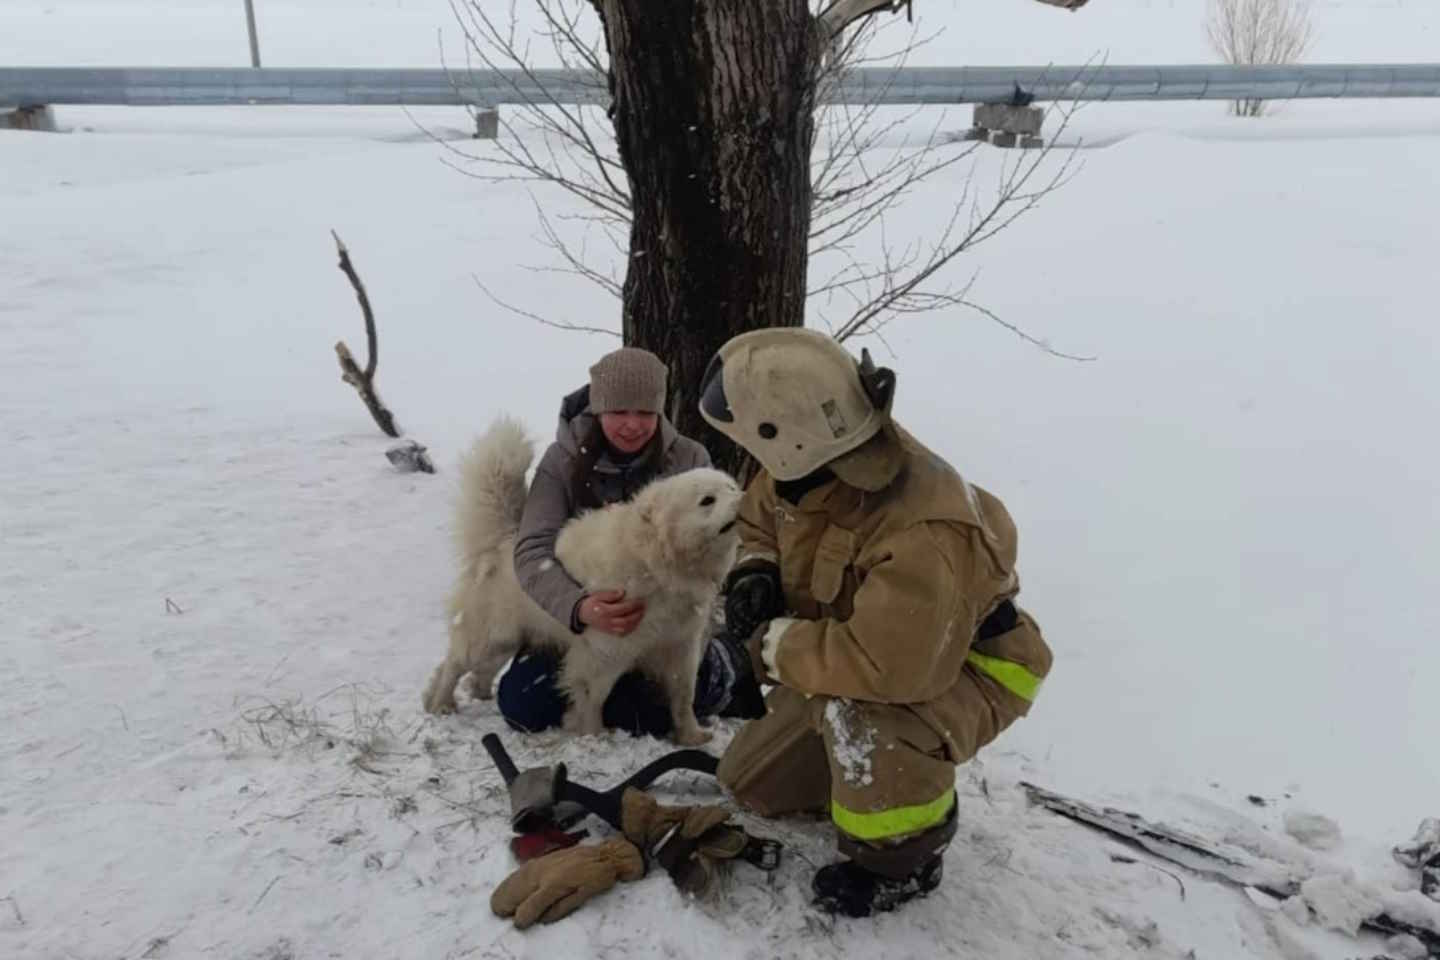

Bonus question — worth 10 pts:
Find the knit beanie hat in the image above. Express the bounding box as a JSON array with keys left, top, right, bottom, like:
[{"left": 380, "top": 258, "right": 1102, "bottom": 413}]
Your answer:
[{"left": 588, "top": 347, "right": 668, "bottom": 414}]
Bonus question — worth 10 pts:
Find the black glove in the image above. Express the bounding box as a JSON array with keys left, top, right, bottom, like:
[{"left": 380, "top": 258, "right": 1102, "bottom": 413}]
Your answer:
[{"left": 724, "top": 561, "right": 783, "bottom": 642}]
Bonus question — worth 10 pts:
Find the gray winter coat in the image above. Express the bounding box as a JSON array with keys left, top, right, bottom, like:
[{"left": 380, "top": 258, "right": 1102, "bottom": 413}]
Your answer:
[{"left": 513, "top": 385, "right": 712, "bottom": 630}]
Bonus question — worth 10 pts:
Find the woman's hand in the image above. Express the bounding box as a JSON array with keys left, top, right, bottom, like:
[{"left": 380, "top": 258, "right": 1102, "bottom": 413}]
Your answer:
[{"left": 577, "top": 590, "right": 647, "bottom": 636}]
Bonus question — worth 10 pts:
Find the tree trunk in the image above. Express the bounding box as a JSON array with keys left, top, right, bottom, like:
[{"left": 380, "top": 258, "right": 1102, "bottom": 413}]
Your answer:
[{"left": 596, "top": 0, "right": 818, "bottom": 475}]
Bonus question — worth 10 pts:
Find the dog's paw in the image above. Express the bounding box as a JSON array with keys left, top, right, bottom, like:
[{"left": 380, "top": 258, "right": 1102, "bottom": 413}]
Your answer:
[
  {"left": 672, "top": 725, "right": 713, "bottom": 747},
  {"left": 561, "top": 709, "right": 603, "bottom": 738},
  {"left": 423, "top": 697, "right": 457, "bottom": 716},
  {"left": 465, "top": 673, "right": 495, "bottom": 701}
]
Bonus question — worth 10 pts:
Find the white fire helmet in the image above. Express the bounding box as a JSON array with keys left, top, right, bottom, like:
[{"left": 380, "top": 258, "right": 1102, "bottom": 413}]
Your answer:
[{"left": 697, "top": 327, "right": 896, "bottom": 481}]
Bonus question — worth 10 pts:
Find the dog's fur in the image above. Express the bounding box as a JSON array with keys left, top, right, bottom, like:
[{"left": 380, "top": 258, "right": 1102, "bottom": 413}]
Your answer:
[{"left": 421, "top": 415, "right": 742, "bottom": 745}]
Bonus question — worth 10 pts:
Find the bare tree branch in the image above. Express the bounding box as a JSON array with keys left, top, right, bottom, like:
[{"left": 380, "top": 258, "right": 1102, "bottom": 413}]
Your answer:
[
  {"left": 954, "top": 299, "right": 1095, "bottom": 362},
  {"left": 433, "top": 1, "right": 1095, "bottom": 363},
  {"left": 472, "top": 275, "right": 620, "bottom": 338},
  {"left": 409, "top": 0, "right": 635, "bottom": 308},
  {"left": 826, "top": 64, "right": 1098, "bottom": 362},
  {"left": 444, "top": 0, "right": 629, "bottom": 208},
  {"left": 331, "top": 231, "right": 402, "bottom": 437},
  {"left": 522, "top": 194, "right": 625, "bottom": 298}
]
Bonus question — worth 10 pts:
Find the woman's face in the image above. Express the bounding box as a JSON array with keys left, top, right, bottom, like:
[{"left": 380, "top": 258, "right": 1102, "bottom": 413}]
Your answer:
[{"left": 599, "top": 410, "right": 660, "bottom": 455}]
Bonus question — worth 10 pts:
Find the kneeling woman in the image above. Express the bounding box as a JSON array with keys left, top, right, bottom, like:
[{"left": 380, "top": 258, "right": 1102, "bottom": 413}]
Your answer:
[{"left": 497, "top": 346, "right": 764, "bottom": 735}]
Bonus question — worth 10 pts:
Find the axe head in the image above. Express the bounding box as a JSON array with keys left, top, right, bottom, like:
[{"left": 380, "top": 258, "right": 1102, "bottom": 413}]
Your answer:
[
  {"left": 510, "top": 825, "right": 589, "bottom": 862},
  {"left": 510, "top": 762, "right": 567, "bottom": 833}
]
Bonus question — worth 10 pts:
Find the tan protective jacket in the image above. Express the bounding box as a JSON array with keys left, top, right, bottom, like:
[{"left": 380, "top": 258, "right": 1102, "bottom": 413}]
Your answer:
[{"left": 737, "top": 424, "right": 1051, "bottom": 760}]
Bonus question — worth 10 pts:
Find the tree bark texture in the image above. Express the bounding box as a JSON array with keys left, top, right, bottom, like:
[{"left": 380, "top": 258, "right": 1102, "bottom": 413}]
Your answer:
[{"left": 595, "top": 0, "right": 819, "bottom": 473}]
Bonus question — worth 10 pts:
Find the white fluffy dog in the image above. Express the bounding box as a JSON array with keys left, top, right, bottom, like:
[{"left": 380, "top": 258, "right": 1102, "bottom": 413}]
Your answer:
[{"left": 421, "top": 416, "right": 742, "bottom": 746}]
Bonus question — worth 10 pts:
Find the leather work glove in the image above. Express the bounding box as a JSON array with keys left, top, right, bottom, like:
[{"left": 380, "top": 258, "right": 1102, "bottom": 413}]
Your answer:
[
  {"left": 490, "top": 837, "right": 644, "bottom": 929},
  {"left": 620, "top": 787, "right": 779, "bottom": 897},
  {"left": 723, "top": 560, "right": 783, "bottom": 643}
]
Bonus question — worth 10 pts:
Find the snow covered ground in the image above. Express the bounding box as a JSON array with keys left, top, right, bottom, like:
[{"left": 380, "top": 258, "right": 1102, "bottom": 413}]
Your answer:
[{"left": 4, "top": 2, "right": 1440, "bottom": 959}]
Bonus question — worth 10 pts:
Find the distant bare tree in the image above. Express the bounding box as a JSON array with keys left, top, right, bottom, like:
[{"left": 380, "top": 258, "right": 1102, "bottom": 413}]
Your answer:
[{"left": 1207, "top": 0, "right": 1315, "bottom": 117}]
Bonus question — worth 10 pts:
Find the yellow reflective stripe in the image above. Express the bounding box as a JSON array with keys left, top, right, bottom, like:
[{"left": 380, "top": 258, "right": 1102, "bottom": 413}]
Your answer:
[
  {"left": 966, "top": 651, "right": 1042, "bottom": 703},
  {"left": 831, "top": 789, "right": 956, "bottom": 842}
]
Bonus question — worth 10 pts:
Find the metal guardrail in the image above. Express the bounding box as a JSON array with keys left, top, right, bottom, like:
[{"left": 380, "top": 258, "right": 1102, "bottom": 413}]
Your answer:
[{"left": 5, "top": 65, "right": 1440, "bottom": 109}]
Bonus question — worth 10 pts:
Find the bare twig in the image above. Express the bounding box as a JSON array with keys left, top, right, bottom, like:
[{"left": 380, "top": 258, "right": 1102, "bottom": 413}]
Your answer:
[
  {"left": 954, "top": 299, "right": 1096, "bottom": 362},
  {"left": 2, "top": 894, "right": 23, "bottom": 927},
  {"left": 264, "top": 653, "right": 292, "bottom": 687},
  {"left": 164, "top": 597, "right": 183, "bottom": 615},
  {"left": 140, "top": 933, "right": 176, "bottom": 959},
  {"left": 521, "top": 195, "right": 625, "bottom": 299},
  {"left": 113, "top": 704, "right": 130, "bottom": 732},
  {"left": 472, "top": 275, "right": 619, "bottom": 338},
  {"left": 825, "top": 63, "right": 1098, "bottom": 361},
  {"left": 394, "top": 0, "right": 634, "bottom": 314},
  {"left": 444, "top": 0, "right": 628, "bottom": 213},
  {"left": 805, "top": 25, "right": 1098, "bottom": 361},
  {"left": 1110, "top": 853, "right": 1189, "bottom": 900},
  {"left": 810, "top": 20, "right": 962, "bottom": 252},
  {"left": 331, "top": 231, "right": 401, "bottom": 438},
  {"left": 249, "top": 875, "right": 282, "bottom": 914}
]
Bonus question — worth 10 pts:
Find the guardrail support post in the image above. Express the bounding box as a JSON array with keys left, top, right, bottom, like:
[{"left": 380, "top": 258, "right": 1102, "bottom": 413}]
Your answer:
[{"left": 475, "top": 107, "right": 499, "bottom": 139}]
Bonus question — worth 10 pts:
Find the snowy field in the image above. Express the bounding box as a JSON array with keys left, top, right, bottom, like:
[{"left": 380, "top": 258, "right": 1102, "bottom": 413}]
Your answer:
[{"left": 4, "top": 2, "right": 1440, "bottom": 959}]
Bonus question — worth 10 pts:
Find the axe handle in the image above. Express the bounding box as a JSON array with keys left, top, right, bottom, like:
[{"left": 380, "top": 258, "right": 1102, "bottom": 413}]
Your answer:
[
  {"left": 551, "top": 750, "right": 721, "bottom": 833},
  {"left": 559, "top": 780, "right": 624, "bottom": 832},
  {"left": 481, "top": 734, "right": 721, "bottom": 832},
  {"left": 614, "top": 749, "right": 719, "bottom": 794},
  {"left": 481, "top": 733, "right": 520, "bottom": 785}
]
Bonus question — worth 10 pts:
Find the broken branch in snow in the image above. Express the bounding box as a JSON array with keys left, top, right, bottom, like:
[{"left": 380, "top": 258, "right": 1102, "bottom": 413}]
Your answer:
[
  {"left": 2, "top": 894, "right": 23, "bottom": 927},
  {"left": 1023, "top": 782, "right": 1440, "bottom": 954},
  {"left": 140, "top": 933, "right": 176, "bottom": 959},
  {"left": 249, "top": 875, "right": 282, "bottom": 914},
  {"left": 1109, "top": 853, "right": 1188, "bottom": 901},
  {"left": 331, "top": 231, "right": 401, "bottom": 438}
]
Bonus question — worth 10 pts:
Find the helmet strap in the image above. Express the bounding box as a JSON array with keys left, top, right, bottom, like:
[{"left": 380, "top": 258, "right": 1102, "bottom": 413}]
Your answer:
[{"left": 858, "top": 348, "right": 897, "bottom": 416}]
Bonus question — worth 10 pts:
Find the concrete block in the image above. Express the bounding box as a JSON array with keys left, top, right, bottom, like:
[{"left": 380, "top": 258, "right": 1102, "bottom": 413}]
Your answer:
[
  {"left": 1, "top": 105, "right": 57, "bottom": 132},
  {"left": 474, "top": 108, "right": 499, "bottom": 140},
  {"left": 1020, "top": 135, "right": 1044, "bottom": 150},
  {"left": 990, "top": 131, "right": 1018, "bottom": 148},
  {"left": 974, "top": 103, "right": 1043, "bottom": 136}
]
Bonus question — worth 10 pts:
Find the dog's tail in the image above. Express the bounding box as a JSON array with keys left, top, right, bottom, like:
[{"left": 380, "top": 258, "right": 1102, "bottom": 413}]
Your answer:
[{"left": 454, "top": 415, "right": 535, "bottom": 573}]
